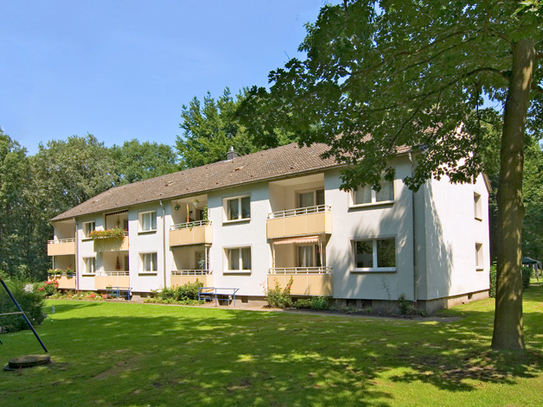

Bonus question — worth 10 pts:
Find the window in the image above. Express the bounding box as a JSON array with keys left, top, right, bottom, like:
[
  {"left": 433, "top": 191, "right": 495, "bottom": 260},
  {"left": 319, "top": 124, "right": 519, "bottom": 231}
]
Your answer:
[
  {"left": 82, "top": 221, "right": 95, "bottom": 238},
  {"left": 226, "top": 247, "right": 251, "bottom": 272},
  {"left": 141, "top": 253, "right": 158, "bottom": 273},
  {"left": 474, "top": 192, "right": 482, "bottom": 220},
  {"left": 297, "top": 245, "right": 323, "bottom": 268},
  {"left": 139, "top": 211, "right": 157, "bottom": 232},
  {"left": 298, "top": 189, "right": 325, "bottom": 208},
  {"left": 225, "top": 196, "right": 250, "bottom": 221},
  {"left": 353, "top": 179, "right": 394, "bottom": 205},
  {"left": 475, "top": 243, "right": 484, "bottom": 270},
  {"left": 353, "top": 238, "right": 396, "bottom": 272},
  {"left": 84, "top": 257, "right": 95, "bottom": 274}
]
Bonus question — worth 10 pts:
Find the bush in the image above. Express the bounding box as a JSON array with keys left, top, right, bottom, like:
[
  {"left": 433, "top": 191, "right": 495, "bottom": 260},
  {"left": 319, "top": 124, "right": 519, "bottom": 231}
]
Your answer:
[
  {"left": 265, "top": 277, "right": 293, "bottom": 308},
  {"left": 0, "top": 279, "right": 46, "bottom": 333},
  {"left": 157, "top": 280, "right": 203, "bottom": 303},
  {"left": 310, "top": 296, "right": 330, "bottom": 310},
  {"left": 522, "top": 266, "right": 532, "bottom": 290},
  {"left": 36, "top": 280, "right": 59, "bottom": 296},
  {"left": 294, "top": 299, "right": 312, "bottom": 309},
  {"left": 489, "top": 263, "right": 497, "bottom": 298}
]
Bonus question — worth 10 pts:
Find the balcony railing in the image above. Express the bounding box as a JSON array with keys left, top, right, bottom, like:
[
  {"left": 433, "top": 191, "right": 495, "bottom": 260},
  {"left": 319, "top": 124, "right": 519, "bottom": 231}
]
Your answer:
[
  {"left": 266, "top": 205, "right": 332, "bottom": 239},
  {"left": 267, "top": 205, "right": 331, "bottom": 219},
  {"left": 268, "top": 267, "right": 333, "bottom": 297},
  {"left": 169, "top": 221, "right": 212, "bottom": 246},
  {"left": 99, "top": 271, "right": 130, "bottom": 277},
  {"left": 170, "top": 269, "right": 213, "bottom": 287},
  {"left": 269, "top": 267, "right": 332, "bottom": 274},
  {"left": 170, "top": 220, "right": 211, "bottom": 230},
  {"left": 47, "top": 238, "right": 76, "bottom": 256}
]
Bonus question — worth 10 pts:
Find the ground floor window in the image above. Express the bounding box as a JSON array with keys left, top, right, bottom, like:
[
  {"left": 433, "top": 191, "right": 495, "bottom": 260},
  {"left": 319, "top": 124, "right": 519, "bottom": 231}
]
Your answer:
[
  {"left": 141, "top": 253, "right": 158, "bottom": 273},
  {"left": 475, "top": 243, "right": 484, "bottom": 270},
  {"left": 297, "top": 245, "right": 323, "bottom": 268},
  {"left": 353, "top": 238, "right": 396, "bottom": 272},
  {"left": 84, "top": 257, "right": 95, "bottom": 274},
  {"left": 227, "top": 247, "right": 251, "bottom": 272}
]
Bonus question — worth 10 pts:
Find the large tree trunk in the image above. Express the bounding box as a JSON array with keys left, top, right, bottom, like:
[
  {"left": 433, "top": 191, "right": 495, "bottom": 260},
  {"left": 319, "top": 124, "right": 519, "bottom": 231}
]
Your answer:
[{"left": 492, "top": 39, "right": 535, "bottom": 350}]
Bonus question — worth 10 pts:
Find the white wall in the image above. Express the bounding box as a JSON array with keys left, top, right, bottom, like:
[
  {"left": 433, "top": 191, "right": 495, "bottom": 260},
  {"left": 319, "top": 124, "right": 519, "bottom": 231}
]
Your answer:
[
  {"left": 327, "top": 157, "right": 416, "bottom": 301},
  {"left": 209, "top": 182, "right": 271, "bottom": 296}
]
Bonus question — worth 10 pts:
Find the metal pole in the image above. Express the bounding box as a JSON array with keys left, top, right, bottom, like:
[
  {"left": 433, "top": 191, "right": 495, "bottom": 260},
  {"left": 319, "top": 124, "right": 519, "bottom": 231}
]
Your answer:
[{"left": 0, "top": 277, "right": 48, "bottom": 353}]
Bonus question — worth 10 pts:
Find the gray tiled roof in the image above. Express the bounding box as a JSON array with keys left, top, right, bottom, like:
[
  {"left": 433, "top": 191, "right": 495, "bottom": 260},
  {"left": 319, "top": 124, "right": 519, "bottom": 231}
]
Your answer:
[{"left": 51, "top": 143, "right": 345, "bottom": 221}]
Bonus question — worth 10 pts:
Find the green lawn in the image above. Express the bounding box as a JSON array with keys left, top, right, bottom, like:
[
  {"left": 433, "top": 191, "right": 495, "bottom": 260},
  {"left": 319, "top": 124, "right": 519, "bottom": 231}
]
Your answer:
[{"left": 1, "top": 285, "right": 542, "bottom": 407}]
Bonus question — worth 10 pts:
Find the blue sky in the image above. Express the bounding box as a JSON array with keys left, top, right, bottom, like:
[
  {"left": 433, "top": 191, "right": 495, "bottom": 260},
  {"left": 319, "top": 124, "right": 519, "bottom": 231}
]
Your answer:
[{"left": 1, "top": 0, "right": 332, "bottom": 155}]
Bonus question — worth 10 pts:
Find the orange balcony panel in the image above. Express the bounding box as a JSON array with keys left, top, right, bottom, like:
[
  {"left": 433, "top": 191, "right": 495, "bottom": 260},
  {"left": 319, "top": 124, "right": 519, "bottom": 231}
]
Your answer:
[
  {"left": 267, "top": 272, "right": 333, "bottom": 296},
  {"left": 267, "top": 211, "right": 331, "bottom": 239},
  {"left": 170, "top": 273, "right": 213, "bottom": 288},
  {"left": 94, "top": 236, "right": 129, "bottom": 252},
  {"left": 49, "top": 275, "right": 77, "bottom": 290},
  {"left": 94, "top": 274, "right": 130, "bottom": 290},
  {"left": 47, "top": 241, "right": 76, "bottom": 256},
  {"left": 169, "top": 224, "right": 212, "bottom": 247}
]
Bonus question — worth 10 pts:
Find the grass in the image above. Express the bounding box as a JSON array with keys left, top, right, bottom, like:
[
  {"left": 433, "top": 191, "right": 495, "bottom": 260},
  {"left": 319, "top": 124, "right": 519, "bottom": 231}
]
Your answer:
[{"left": 1, "top": 285, "right": 542, "bottom": 407}]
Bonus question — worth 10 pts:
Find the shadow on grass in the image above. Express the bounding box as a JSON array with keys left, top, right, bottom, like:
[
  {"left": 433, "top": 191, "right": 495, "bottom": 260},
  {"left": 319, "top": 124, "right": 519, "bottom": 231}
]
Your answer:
[{"left": 2, "top": 293, "right": 543, "bottom": 407}]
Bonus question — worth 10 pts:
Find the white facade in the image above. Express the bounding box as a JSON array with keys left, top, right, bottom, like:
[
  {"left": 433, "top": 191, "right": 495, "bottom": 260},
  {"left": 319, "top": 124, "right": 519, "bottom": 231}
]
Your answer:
[{"left": 49, "top": 156, "right": 491, "bottom": 310}]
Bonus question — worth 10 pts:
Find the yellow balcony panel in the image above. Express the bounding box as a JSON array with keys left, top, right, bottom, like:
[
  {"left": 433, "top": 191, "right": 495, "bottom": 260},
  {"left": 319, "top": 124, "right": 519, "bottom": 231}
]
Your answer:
[
  {"left": 169, "top": 221, "right": 212, "bottom": 247},
  {"left": 170, "top": 270, "right": 213, "bottom": 287},
  {"left": 94, "top": 236, "right": 129, "bottom": 252},
  {"left": 48, "top": 275, "right": 77, "bottom": 290},
  {"left": 268, "top": 268, "right": 333, "bottom": 297},
  {"left": 47, "top": 239, "right": 76, "bottom": 256},
  {"left": 94, "top": 272, "right": 130, "bottom": 290},
  {"left": 267, "top": 206, "right": 332, "bottom": 239}
]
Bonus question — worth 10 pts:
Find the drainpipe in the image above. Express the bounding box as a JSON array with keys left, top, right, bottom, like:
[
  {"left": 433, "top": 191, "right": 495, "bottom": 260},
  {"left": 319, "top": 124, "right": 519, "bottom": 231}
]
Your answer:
[
  {"left": 74, "top": 217, "right": 79, "bottom": 293},
  {"left": 408, "top": 153, "right": 417, "bottom": 306},
  {"left": 160, "top": 200, "right": 167, "bottom": 288}
]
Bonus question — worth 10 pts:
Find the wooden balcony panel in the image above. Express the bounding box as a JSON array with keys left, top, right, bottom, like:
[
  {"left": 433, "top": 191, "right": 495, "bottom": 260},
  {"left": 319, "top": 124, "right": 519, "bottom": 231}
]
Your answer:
[
  {"left": 268, "top": 272, "right": 333, "bottom": 297},
  {"left": 169, "top": 224, "right": 212, "bottom": 247},
  {"left": 47, "top": 241, "right": 76, "bottom": 256},
  {"left": 94, "top": 236, "right": 129, "bottom": 252},
  {"left": 266, "top": 211, "right": 332, "bottom": 239}
]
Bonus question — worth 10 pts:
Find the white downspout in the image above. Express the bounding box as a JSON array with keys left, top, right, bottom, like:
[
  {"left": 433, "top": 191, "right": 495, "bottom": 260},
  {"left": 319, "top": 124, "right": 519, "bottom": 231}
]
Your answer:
[
  {"left": 160, "top": 200, "right": 167, "bottom": 288},
  {"left": 408, "top": 153, "right": 417, "bottom": 305}
]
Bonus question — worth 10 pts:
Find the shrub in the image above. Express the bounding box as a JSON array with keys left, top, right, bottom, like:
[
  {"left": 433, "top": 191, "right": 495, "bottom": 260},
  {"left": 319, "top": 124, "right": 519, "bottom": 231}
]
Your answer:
[
  {"left": 36, "top": 280, "right": 59, "bottom": 296},
  {"left": 156, "top": 280, "right": 203, "bottom": 303},
  {"left": 294, "top": 299, "right": 312, "bottom": 309},
  {"left": 522, "top": 266, "right": 532, "bottom": 290},
  {"left": 310, "top": 296, "right": 330, "bottom": 310},
  {"left": 489, "top": 263, "right": 497, "bottom": 298},
  {"left": 265, "top": 277, "right": 293, "bottom": 308},
  {"left": 0, "top": 279, "right": 46, "bottom": 333}
]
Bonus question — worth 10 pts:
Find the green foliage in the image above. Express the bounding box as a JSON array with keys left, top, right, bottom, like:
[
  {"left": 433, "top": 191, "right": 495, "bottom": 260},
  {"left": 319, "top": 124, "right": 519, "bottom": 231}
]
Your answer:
[
  {"left": 265, "top": 277, "right": 293, "bottom": 308},
  {"left": 397, "top": 294, "right": 417, "bottom": 316},
  {"left": 490, "top": 263, "right": 497, "bottom": 298},
  {"left": 310, "top": 296, "right": 330, "bottom": 310},
  {"left": 0, "top": 279, "right": 46, "bottom": 333},
  {"left": 294, "top": 298, "right": 312, "bottom": 309},
  {"left": 522, "top": 266, "right": 533, "bottom": 290},
  {"left": 37, "top": 280, "right": 59, "bottom": 296},
  {"left": 110, "top": 139, "right": 179, "bottom": 184},
  {"left": 88, "top": 227, "right": 125, "bottom": 239},
  {"left": 156, "top": 280, "right": 203, "bottom": 303}
]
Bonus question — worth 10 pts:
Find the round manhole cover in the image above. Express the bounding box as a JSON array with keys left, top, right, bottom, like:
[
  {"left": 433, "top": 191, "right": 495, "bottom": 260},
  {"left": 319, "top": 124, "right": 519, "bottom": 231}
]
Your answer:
[{"left": 5, "top": 355, "right": 51, "bottom": 370}]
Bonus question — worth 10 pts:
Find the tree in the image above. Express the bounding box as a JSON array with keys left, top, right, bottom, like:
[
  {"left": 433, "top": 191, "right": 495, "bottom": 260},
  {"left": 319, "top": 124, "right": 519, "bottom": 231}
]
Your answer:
[
  {"left": 176, "top": 88, "right": 296, "bottom": 169},
  {"left": 240, "top": 1, "right": 542, "bottom": 350},
  {"left": 110, "top": 139, "right": 179, "bottom": 184}
]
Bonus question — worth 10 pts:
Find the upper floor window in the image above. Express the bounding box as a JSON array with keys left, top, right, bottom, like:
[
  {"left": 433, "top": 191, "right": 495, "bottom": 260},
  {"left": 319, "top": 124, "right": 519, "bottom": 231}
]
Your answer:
[
  {"left": 353, "top": 238, "right": 396, "bottom": 272},
  {"left": 475, "top": 243, "right": 484, "bottom": 271},
  {"left": 298, "top": 189, "right": 325, "bottom": 208},
  {"left": 82, "top": 221, "right": 95, "bottom": 239},
  {"left": 84, "top": 257, "right": 95, "bottom": 274},
  {"left": 298, "top": 245, "right": 323, "bottom": 268},
  {"left": 474, "top": 192, "right": 482, "bottom": 220},
  {"left": 353, "top": 179, "right": 394, "bottom": 206},
  {"left": 139, "top": 211, "right": 157, "bottom": 232},
  {"left": 226, "top": 196, "right": 250, "bottom": 221}
]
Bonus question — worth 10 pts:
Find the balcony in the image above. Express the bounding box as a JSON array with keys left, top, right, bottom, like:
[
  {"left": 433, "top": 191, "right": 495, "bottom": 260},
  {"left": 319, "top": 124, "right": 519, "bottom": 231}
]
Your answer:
[
  {"left": 94, "top": 236, "right": 129, "bottom": 252},
  {"left": 94, "top": 271, "right": 130, "bottom": 289},
  {"left": 47, "top": 238, "right": 76, "bottom": 256},
  {"left": 268, "top": 267, "right": 333, "bottom": 296},
  {"left": 48, "top": 273, "right": 77, "bottom": 290},
  {"left": 169, "top": 221, "right": 212, "bottom": 247},
  {"left": 267, "top": 205, "right": 332, "bottom": 239},
  {"left": 170, "top": 270, "right": 213, "bottom": 287}
]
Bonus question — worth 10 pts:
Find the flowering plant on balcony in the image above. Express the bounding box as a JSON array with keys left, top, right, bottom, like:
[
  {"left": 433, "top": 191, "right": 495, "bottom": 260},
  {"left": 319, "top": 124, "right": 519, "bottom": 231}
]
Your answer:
[
  {"left": 66, "top": 267, "right": 75, "bottom": 278},
  {"left": 47, "top": 268, "right": 62, "bottom": 276},
  {"left": 88, "top": 227, "right": 126, "bottom": 240}
]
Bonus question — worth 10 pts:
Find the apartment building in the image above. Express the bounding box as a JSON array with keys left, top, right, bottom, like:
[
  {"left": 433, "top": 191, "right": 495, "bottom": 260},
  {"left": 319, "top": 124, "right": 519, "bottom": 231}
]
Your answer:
[{"left": 48, "top": 143, "right": 491, "bottom": 312}]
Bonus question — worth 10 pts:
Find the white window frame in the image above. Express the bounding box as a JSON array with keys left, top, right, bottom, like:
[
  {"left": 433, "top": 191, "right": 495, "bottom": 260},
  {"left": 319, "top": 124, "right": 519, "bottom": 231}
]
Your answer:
[
  {"left": 474, "top": 192, "right": 483, "bottom": 221},
  {"left": 352, "top": 238, "right": 397, "bottom": 273},
  {"left": 297, "top": 189, "right": 325, "bottom": 208},
  {"left": 140, "top": 252, "right": 158, "bottom": 274},
  {"left": 139, "top": 211, "right": 157, "bottom": 233},
  {"left": 351, "top": 178, "right": 394, "bottom": 207},
  {"left": 225, "top": 246, "right": 252, "bottom": 273},
  {"left": 475, "top": 243, "right": 484, "bottom": 271},
  {"left": 83, "top": 257, "right": 96, "bottom": 275},
  {"left": 224, "top": 196, "right": 251, "bottom": 222},
  {"left": 82, "top": 221, "right": 95, "bottom": 239}
]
